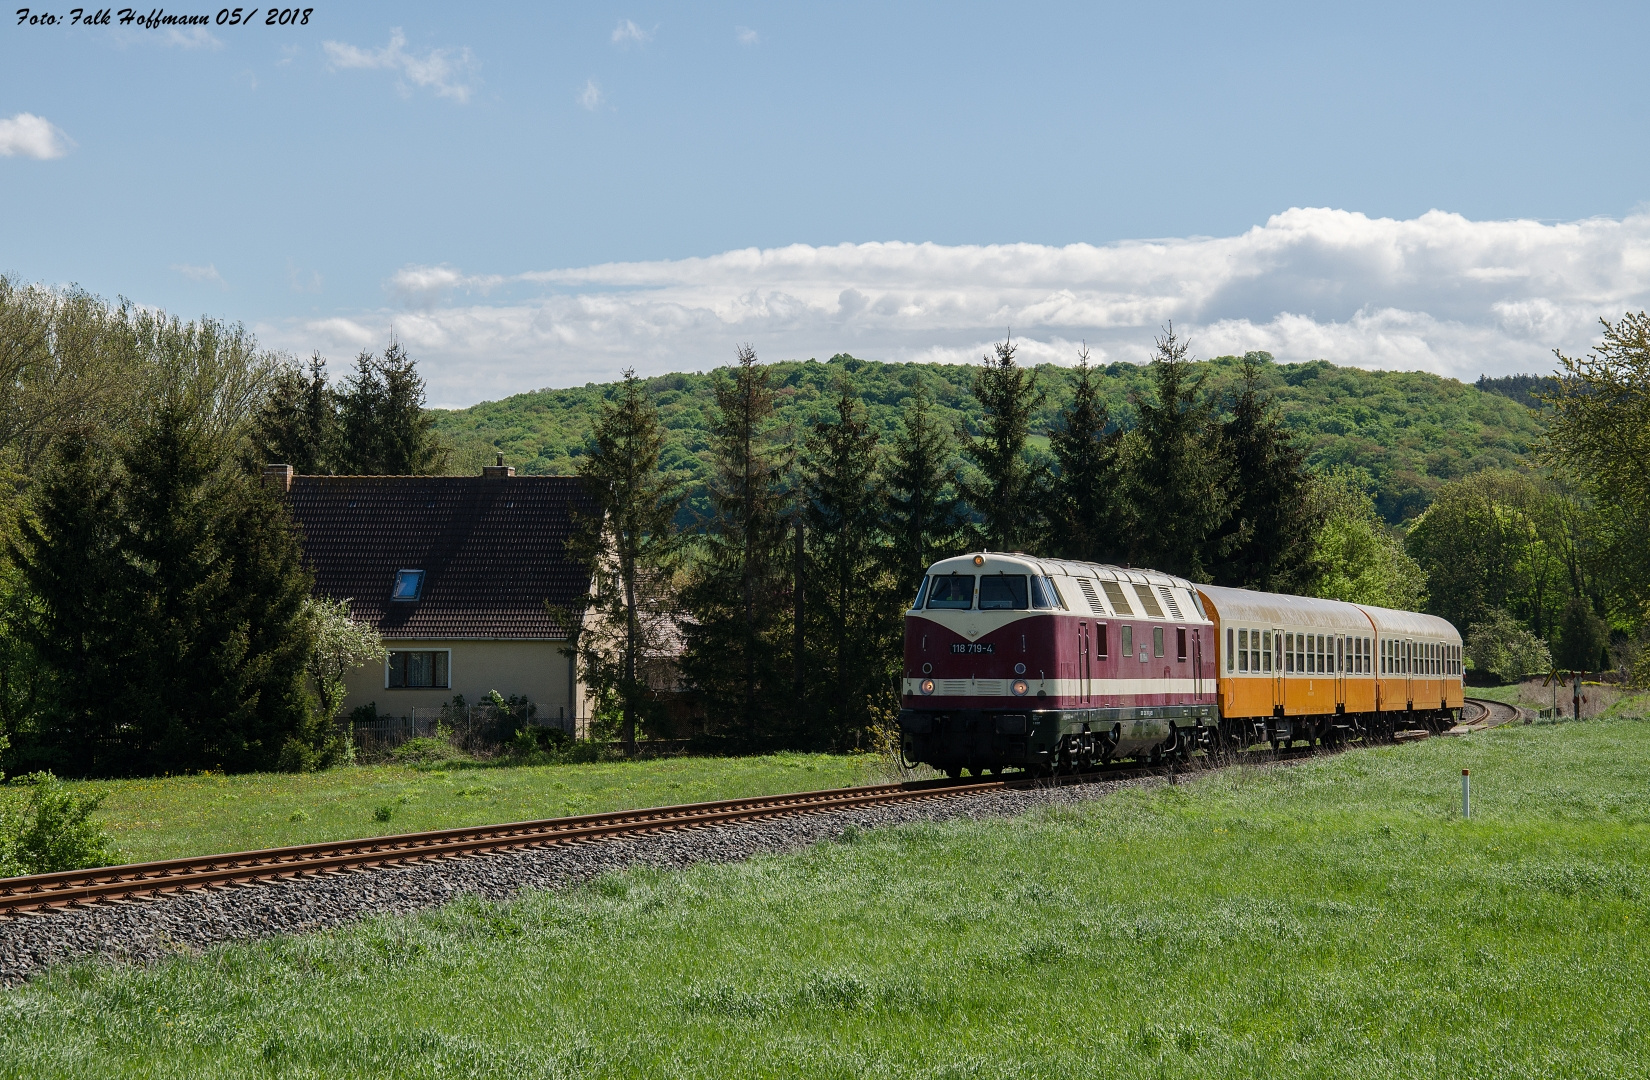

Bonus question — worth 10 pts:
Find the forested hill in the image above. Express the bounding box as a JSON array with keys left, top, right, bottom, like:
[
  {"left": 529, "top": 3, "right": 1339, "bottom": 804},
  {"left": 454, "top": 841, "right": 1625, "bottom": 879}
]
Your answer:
[{"left": 434, "top": 353, "right": 1544, "bottom": 524}]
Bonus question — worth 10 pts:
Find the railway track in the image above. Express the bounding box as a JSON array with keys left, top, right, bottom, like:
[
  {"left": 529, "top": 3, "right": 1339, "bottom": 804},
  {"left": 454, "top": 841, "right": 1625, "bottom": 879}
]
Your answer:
[
  {"left": 0, "top": 739, "right": 1394, "bottom": 918},
  {"left": 1459, "top": 696, "right": 1524, "bottom": 730}
]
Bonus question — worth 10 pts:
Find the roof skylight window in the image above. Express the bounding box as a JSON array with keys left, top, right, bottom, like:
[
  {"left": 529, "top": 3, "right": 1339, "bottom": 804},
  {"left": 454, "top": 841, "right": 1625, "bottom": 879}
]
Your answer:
[{"left": 391, "top": 569, "right": 425, "bottom": 602}]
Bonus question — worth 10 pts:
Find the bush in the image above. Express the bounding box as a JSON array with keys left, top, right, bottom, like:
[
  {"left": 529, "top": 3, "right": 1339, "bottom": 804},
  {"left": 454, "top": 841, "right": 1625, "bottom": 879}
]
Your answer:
[
  {"left": 1466, "top": 609, "right": 1552, "bottom": 684},
  {"left": 0, "top": 772, "right": 115, "bottom": 876},
  {"left": 391, "top": 736, "right": 457, "bottom": 765}
]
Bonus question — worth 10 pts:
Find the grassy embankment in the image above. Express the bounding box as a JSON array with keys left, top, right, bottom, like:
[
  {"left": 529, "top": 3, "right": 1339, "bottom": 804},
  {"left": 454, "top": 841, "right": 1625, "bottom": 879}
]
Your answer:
[
  {"left": 4, "top": 713, "right": 1648, "bottom": 1077},
  {"left": 1468, "top": 679, "right": 1647, "bottom": 720},
  {"left": 86, "top": 753, "right": 879, "bottom": 864}
]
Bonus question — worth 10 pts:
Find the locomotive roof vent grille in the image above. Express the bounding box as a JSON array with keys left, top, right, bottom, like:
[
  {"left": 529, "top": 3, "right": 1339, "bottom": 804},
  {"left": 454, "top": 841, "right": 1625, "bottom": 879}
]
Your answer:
[
  {"left": 1132, "top": 583, "right": 1166, "bottom": 619},
  {"left": 1158, "top": 586, "right": 1183, "bottom": 620},
  {"left": 1100, "top": 580, "right": 1133, "bottom": 615},
  {"left": 1075, "top": 578, "right": 1104, "bottom": 614}
]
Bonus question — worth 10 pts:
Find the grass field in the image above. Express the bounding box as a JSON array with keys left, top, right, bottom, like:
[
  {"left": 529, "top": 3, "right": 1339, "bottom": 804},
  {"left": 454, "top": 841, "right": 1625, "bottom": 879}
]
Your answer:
[
  {"left": 85, "top": 753, "right": 881, "bottom": 864},
  {"left": 4, "top": 716, "right": 1647, "bottom": 1078}
]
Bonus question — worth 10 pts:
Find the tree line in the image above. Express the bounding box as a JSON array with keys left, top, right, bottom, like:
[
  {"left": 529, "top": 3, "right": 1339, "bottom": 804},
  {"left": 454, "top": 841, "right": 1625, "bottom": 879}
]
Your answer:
[
  {"left": 0, "top": 279, "right": 439, "bottom": 777},
  {"left": 574, "top": 329, "right": 1434, "bottom": 750}
]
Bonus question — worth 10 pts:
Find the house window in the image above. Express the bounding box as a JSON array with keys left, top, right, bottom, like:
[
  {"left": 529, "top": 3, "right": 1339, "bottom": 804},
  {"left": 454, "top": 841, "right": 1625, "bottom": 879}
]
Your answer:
[
  {"left": 387, "top": 650, "right": 450, "bottom": 689},
  {"left": 391, "top": 569, "right": 426, "bottom": 602}
]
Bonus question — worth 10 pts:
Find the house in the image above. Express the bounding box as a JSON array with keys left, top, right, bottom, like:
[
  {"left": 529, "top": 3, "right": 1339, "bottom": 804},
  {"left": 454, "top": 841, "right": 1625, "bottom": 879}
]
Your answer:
[{"left": 266, "top": 460, "right": 600, "bottom": 728}]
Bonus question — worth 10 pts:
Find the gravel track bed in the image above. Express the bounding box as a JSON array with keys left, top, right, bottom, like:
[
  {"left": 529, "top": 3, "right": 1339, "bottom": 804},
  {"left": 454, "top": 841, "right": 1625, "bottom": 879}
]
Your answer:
[{"left": 0, "top": 772, "right": 1168, "bottom": 987}]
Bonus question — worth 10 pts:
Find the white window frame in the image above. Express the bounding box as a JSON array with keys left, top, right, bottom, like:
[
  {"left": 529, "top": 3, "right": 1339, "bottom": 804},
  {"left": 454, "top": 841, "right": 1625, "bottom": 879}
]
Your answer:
[{"left": 384, "top": 647, "right": 453, "bottom": 690}]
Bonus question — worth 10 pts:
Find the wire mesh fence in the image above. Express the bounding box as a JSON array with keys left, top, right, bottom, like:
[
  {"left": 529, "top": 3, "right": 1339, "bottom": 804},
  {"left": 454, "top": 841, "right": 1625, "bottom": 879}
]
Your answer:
[{"left": 349, "top": 702, "right": 576, "bottom": 757}]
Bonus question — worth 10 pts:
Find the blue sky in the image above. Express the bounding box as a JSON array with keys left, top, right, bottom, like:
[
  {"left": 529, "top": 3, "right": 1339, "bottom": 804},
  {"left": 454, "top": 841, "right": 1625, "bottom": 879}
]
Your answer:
[{"left": 4, "top": 2, "right": 1649, "bottom": 405}]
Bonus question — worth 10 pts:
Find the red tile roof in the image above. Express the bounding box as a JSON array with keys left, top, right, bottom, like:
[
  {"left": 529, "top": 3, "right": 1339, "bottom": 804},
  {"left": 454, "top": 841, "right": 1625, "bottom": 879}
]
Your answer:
[{"left": 288, "top": 475, "right": 598, "bottom": 640}]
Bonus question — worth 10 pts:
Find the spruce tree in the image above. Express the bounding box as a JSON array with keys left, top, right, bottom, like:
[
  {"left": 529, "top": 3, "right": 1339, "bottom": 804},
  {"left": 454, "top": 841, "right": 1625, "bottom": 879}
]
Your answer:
[
  {"left": 252, "top": 352, "right": 336, "bottom": 474},
  {"left": 800, "top": 371, "right": 890, "bottom": 745},
  {"left": 573, "top": 369, "right": 682, "bottom": 751},
  {"left": 679, "top": 346, "right": 793, "bottom": 742},
  {"left": 1125, "top": 326, "right": 1231, "bottom": 580},
  {"left": 12, "top": 436, "right": 127, "bottom": 775},
  {"left": 336, "top": 341, "right": 447, "bottom": 475},
  {"left": 1209, "top": 353, "right": 1320, "bottom": 590},
  {"left": 16, "top": 406, "right": 325, "bottom": 776},
  {"left": 959, "top": 340, "right": 1046, "bottom": 552},
  {"left": 1048, "top": 346, "right": 1125, "bottom": 562},
  {"left": 884, "top": 382, "right": 965, "bottom": 590}
]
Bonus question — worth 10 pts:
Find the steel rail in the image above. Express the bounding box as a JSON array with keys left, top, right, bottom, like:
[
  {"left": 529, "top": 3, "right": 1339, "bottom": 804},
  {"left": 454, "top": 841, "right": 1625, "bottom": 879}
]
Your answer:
[
  {"left": 0, "top": 737, "right": 1392, "bottom": 917},
  {"left": 0, "top": 777, "right": 1023, "bottom": 915}
]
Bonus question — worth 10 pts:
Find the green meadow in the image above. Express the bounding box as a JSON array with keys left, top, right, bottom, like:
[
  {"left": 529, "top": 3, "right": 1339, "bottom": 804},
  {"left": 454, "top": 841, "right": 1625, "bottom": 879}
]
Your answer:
[
  {"left": 4, "top": 711, "right": 1648, "bottom": 1077},
  {"left": 85, "top": 753, "right": 879, "bottom": 863}
]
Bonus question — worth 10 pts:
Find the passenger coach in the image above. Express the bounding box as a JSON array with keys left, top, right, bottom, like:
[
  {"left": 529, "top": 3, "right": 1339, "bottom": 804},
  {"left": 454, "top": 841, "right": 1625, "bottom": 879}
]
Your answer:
[{"left": 900, "top": 553, "right": 1462, "bottom": 775}]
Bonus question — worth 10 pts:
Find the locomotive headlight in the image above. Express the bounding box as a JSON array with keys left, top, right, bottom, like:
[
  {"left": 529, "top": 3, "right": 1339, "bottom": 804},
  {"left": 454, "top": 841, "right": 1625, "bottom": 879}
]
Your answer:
[
  {"left": 1011, "top": 680, "right": 1029, "bottom": 697},
  {"left": 920, "top": 679, "right": 935, "bottom": 696}
]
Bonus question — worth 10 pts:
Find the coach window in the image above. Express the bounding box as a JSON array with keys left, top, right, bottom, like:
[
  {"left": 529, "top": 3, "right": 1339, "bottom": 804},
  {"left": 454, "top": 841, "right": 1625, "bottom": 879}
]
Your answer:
[
  {"left": 1176, "top": 627, "right": 1187, "bottom": 662},
  {"left": 979, "top": 575, "right": 1030, "bottom": 610},
  {"left": 1263, "top": 630, "right": 1273, "bottom": 673},
  {"left": 1226, "top": 628, "right": 1234, "bottom": 671},
  {"left": 926, "top": 575, "right": 974, "bottom": 609},
  {"left": 1238, "top": 629, "right": 1248, "bottom": 672},
  {"left": 1153, "top": 626, "right": 1165, "bottom": 658},
  {"left": 1285, "top": 633, "right": 1294, "bottom": 672}
]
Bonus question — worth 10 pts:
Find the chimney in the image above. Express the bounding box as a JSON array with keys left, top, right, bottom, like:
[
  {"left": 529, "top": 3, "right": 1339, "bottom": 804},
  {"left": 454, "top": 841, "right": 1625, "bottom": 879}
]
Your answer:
[
  {"left": 482, "top": 452, "right": 515, "bottom": 479},
  {"left": 262, "top": 463, "right": 295, "bottom": 492}
]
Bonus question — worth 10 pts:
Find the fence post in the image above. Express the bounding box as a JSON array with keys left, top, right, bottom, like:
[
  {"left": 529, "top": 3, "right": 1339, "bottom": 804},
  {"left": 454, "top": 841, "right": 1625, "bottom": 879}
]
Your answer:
[{"left": 1462, "top": 769, "right": 1471, "bottom": 819}]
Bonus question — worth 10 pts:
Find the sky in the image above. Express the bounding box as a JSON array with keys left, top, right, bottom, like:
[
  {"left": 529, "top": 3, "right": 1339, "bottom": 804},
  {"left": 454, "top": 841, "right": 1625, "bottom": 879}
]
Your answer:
[{"left": 3, "top": 2, "right": 1649, "bottom": 407}]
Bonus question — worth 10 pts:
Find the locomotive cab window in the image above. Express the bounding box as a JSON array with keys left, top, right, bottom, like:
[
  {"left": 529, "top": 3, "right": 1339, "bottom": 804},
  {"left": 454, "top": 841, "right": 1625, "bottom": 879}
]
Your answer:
[
  {"left": 926, "top": 575, "right": 974, "bottom": 609},
  {"left": 910, "top": 577, "right": 929, "bottom": 610},
  {"left": 978, "top": 575, "right": 1030, "bottom": 610},
  {"left": 1029, "top": 577, "right": 1054, "bottom": 609}
]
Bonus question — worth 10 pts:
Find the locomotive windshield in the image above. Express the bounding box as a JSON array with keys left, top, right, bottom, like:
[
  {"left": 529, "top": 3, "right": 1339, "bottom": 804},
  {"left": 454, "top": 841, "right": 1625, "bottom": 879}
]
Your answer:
[
  {"left": 978, "top": 575, "right": 1029, "bottom": 610},
  {"left": 926, "top": 575, "right": 974, "bottom": 609}
]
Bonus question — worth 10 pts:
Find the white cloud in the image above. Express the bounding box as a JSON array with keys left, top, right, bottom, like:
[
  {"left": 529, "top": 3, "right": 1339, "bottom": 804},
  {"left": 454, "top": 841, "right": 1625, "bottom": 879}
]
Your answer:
[
  {"left": 323, "top": 29, "right": 476, "bottom": 103},
  {"left": 0, "top": 113, "right": 73, "bottom": 159},
  {"left": 735, "top": 26, "right": 759, "bottom": 45},
  {"left": 162, "top": 26, "right": 222, "bottom": 49},
  {"left": 171, "top": 262, "right": 226, "bottom": 287},
  {"left": 578, "top": 79, "right": 604, "bottom": 111},
  {"left": 611, "top": 19, "right": 652, "bottom": 45},
  {"left": 262, "top": 208, "right": 1650, "bottom": 408},
  {"left": 387, "top": 264, "right": 502, "bottom": 307}
]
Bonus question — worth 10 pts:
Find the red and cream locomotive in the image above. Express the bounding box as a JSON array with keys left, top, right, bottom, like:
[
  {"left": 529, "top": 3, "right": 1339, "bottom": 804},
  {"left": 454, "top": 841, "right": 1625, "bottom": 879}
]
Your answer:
[{"left": 899, "top": 551, "right": 1463, "bottom": 775}]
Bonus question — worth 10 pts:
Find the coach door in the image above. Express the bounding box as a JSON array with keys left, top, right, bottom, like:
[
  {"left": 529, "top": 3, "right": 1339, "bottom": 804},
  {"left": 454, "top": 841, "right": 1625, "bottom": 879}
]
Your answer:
[
  {"left": 1273, "top": 629, "right": 1285, "bottom": 713},
  {"left": 1335, "top": 635, "right": 1347, "bottom": 707}
]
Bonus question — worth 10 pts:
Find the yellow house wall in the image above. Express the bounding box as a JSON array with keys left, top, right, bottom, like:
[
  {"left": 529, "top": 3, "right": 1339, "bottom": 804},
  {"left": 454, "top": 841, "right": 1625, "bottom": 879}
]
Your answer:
[{"left": 341, "top": 639, "right": 580, "bottom": 723}]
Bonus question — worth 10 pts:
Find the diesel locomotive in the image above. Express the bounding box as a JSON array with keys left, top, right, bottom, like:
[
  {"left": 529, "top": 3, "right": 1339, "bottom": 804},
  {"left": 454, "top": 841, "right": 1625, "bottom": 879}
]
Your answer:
[{"left": 899, "top": 552, "right": 1463, "bottom": 775}]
